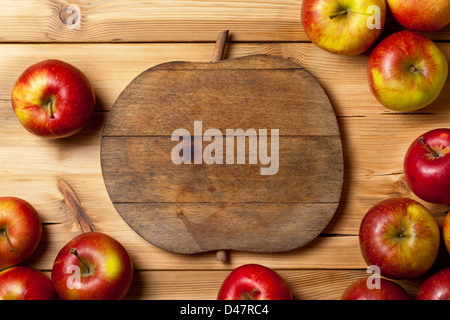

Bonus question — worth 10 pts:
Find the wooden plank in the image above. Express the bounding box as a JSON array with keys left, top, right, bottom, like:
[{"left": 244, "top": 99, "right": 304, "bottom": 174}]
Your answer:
[
  {"left": 0, "top": 42, "right": 447, "bottom": 117},
  {"left": 27, "top": 215, "right": 450, "bottom": 271},
  {"left": 40, "top": 269, "right": 423, "bottom": 300},
  {"left": 29, "top": 224, "right": 365, "bottom": 270},
  {"left": 112, "top": 202, "right": 340, "bottom": 254},
  {"left": 102, "top": 59, "right": 339, "bottom": 136},
  {"left": 120, "top": 269, "right": 424, "bottom": 300},
  {"left": 0, "top": 1, "right": 448, "bottom": 42},
  {"left": 0, "top": 0, "right": 303, "bottom": 42},
  {"left": 101, "top": 136, "right": 342, "bottom": 203}
]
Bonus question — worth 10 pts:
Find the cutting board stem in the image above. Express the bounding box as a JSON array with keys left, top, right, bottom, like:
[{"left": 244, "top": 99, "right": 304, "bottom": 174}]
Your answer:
[
  {"left": 212, "top": 30, "right": 229, "bottom": 262},
  {"left": 211, "top": 30, "right": 229, "bottom": 63}
]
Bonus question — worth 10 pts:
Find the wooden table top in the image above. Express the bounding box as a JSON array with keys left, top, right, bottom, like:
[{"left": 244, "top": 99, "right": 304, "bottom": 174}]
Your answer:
[{"left": 0, "top": 1, "right": 449, "bottom": 300}]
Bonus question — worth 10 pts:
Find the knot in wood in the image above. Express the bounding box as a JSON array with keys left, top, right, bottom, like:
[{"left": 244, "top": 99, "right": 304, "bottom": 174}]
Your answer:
[{"left": 59, "top": 5, "right": 81, "bottom": 29}]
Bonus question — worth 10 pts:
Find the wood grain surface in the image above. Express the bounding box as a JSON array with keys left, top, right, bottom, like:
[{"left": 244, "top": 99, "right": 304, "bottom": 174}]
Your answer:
[
  {"left": 0, "top": 0, "right": 449, "bottom": 42},
  {"left": 0, "top": 1, "right": 449, "bottom": 300},
  {"left": 101, "top": 54, "right": 343, "bottom": 254}
]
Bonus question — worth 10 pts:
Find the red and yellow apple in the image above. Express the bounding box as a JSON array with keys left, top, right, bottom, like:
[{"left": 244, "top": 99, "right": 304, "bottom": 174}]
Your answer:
[
  {"left": 0, "top": 266, "right": 56, "bottom": 300},
  {"left": 341, "top": 277, "right": 411, "bottom": 300},
  {"left": 0, "top": 197, "right": 42, "bottom": 270},
  {"left": 386, "top": 0, "right": 450, "bottom": 32},
  {"left": 217, "top": 264, "right": 293, "bottom": 300},
  {"left": 367, "top": 30, "right": 448, "bottom": 112},
  {"left": 416, "top": 268, "right": 450, "bottom": 300},
  {"left": 11, "top": 59, "right": 95, "bottom": 139},
  {"left": 51, "top": 231, "right": 133, "bottom": 300},
  {"left": 404, "top": 128, "right": 450, "bottom": 205},
  {"left": 359, "top": 198, "right": 440, "bottom": 279},
  {"left": 301, "top": 0, "right": 386, "bottom": 55}
]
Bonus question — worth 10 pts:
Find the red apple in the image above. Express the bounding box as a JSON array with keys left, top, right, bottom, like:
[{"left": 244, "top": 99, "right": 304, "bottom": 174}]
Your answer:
[
  {"left": 341, "top": 277, "right": 411, "bottom": 300},
  {"left": 416, "top": 268, "right": 450, "bottom": 300},
  {"left": 386, "top": 0, "right": 450, "bottom": 32},
  {"left": 301, "top": 0, "right": 386, "bottom": 55},
  {"left": 217, "top": 264, "right": 292, "bottom": 300},
  {"left": 359, "top": 198, "right": 440, "bottom": 279},
  {"left": 404, "top": 128, "right": 450, "bottom": 205},
  {"left": 0, "top": 197, "right": 42, "bottom": 270},
  {"left": 367, "top": 30, "right": 448, "bottom": 112},
  {"left": 51, "top": 231, "right": 133, "bottom": 300},
  {"left": 11, "top": 59, "right": 95, "bottom": 139},
  {"left": 0, "top": 266, "right": 56, "bottom": 300},
  {"left": 444, "top": 212, "right": 450, "bottom": 255}
]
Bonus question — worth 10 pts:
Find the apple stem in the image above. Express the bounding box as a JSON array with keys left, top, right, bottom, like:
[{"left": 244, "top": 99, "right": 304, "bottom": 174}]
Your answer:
[
  {"left": 240, "top": 288, "right": 259, "bottom": 300},
  {"left": 47, "top": 99, "right": 55, "bottom": 119},
  {"left": 248, "top": 288, "right": 258, "bottom": 300},
  {"left": 1, "top": 229, "right": 13, "bottom": 252},
  {"left": 419, "top": 137, "right": 440, "bottom": 158},
  {"left": 329, "top": 9, "right": 347, "bottom": 19},
  {"left": 398, "top": 227, "right": 406, "bottom": 238},
  {"left": 70, "top": 248, "right": 91, "bottom": 275}
]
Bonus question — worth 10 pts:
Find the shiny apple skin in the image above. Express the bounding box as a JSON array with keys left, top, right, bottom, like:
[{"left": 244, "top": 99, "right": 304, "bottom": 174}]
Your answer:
[
  {"left": 404, "top": 129, "right": 450, "bottom": 205},
  {"left": 367, "top": 30, "right": 448, "bottom": 112},
  {"left": 359, "top": 198, "right": 440, "bottom": 279},
  {"left": 386, "top": 0, "right": 450, "bottom": 32},
  {"left": 0, "top": 266, "right": 56, "bottom": 300},
  {"left": 301, "top": 0, "right": 386, "bottom": 55},
  {"left": 0, "top": 197, "right": 42, "bottom": 269},
  {"left": 11, "top": 59, "right": 95, "bottom": 139},
  {"left": 217, "top": 264, "right": 293, "bottom": 300},
  {"left": 416, "top": 268, "right": 450, "bottom": 300},
  {"left": 341, "top": 277, "right": 411, "bottom": 300},
  {"left": 51, "top": 232, "right": 134, "bottom": 300}
]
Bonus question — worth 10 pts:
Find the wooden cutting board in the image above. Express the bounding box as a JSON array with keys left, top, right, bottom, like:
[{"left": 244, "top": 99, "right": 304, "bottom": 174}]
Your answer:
[{"left": 100, "top": 36, "right": 343, "bottom": 256}]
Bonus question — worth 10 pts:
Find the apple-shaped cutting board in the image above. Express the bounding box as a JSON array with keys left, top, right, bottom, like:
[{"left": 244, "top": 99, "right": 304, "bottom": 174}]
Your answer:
[{"left": 101, "top": 31, "right": 343, "bottom": 259}]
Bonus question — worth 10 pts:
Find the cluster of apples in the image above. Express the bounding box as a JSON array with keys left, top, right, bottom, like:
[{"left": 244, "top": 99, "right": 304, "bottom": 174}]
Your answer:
[
  {"left": 1, "top": 61, "right": 134, "bottom": 300},
  {"left": 302, "top": 0, "right": 449, "bottom": 112},
  {"left": 342, "top": 128, "right": 450, "bottom": 300},
  {"left": 301, "top": 0, "right": 450, "bottom": 299},
  {"left": 0, "top": 197, "right": 134, "bottom": 300}
]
